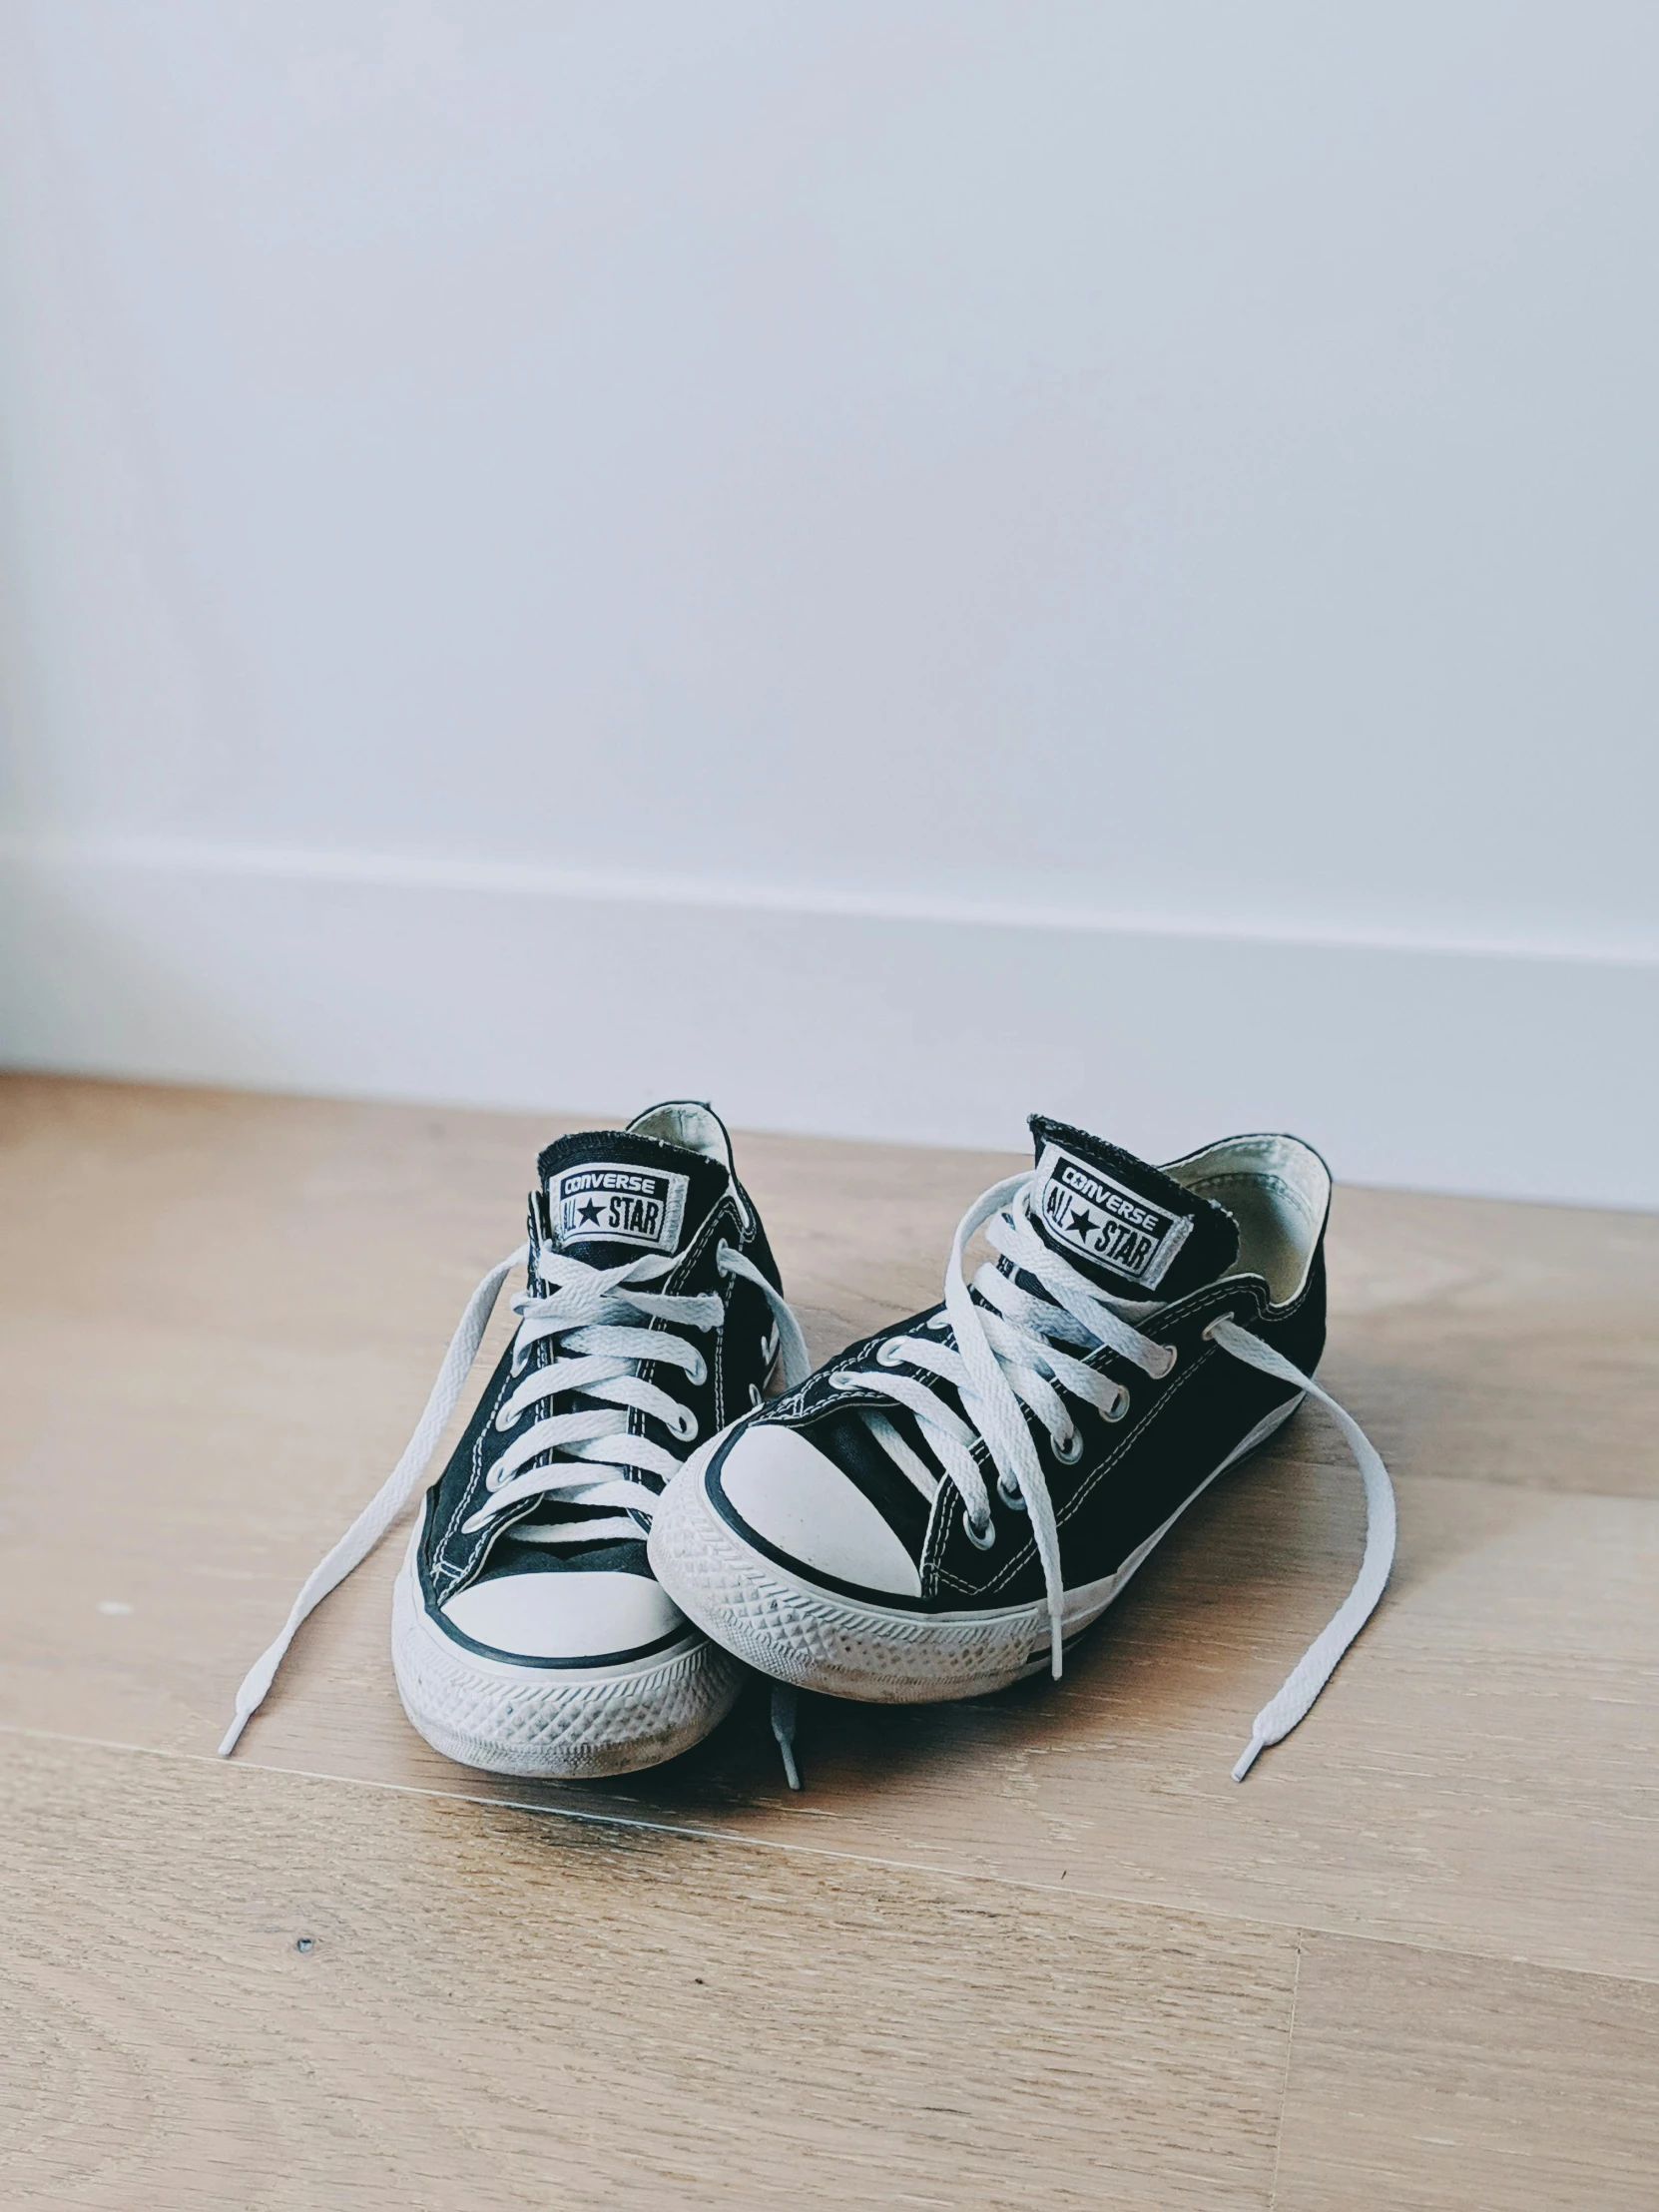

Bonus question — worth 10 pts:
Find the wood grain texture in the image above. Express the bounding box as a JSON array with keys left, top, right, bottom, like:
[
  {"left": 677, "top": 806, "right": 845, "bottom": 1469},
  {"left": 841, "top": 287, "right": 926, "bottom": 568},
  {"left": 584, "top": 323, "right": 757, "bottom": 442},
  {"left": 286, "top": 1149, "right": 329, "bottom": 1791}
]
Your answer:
[
  {"left": 2, "top": 1075, "right": 1656, "bottom": 2207},
  {"left": 4, "top": 1077, "right": 1656, "bottom": 1976},
  {"left": 1273, "top": 1935, "right": 1659, "bottom": 2211},
  {"left": 148, "top": 1455, "right": 1655, "bottom": 1982},
  {"left": 0, "top": 1735, "right": 1298, "bottom": 2210},
  {"left": 1320, "top": 1183, "right": 1659, "bottom": 1501}
]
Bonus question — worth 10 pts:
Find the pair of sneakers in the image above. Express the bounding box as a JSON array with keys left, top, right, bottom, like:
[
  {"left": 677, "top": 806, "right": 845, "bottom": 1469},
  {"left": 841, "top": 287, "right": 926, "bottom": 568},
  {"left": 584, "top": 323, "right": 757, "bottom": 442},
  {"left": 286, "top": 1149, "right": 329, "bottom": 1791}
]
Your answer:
[{"left": 222, "top": 1101, "right": 1394, "bottom": 1787}]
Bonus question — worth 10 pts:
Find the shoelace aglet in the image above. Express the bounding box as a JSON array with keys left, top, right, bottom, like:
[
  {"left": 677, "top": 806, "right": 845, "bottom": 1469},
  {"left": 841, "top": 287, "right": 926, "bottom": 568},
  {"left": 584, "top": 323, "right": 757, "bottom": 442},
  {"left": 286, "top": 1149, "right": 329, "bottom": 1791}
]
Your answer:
[
  {"left": 1232, "top": 1735, "right": 1266, "bottom": 1783},
  {"left": 219, "top": 1627, "right": 290, "bottom": 1755},
  {"left": 217, "top": 1710, "right": 253, "bottom": 1759},
  {"left": 770, "top": 1682, "right": 803, "bottom": 1791}
]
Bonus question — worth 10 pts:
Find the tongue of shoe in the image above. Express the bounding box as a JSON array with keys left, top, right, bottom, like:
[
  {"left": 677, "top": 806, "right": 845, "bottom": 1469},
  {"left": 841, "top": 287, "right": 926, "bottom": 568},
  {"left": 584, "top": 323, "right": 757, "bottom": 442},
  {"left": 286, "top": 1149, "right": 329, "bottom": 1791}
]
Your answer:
[
  {"left": 534, "top": 1128, "right": 732, "bottom": 1270},
  {"left": 1026, "top": 1114, "right": 1240, "bottom": 1301}
]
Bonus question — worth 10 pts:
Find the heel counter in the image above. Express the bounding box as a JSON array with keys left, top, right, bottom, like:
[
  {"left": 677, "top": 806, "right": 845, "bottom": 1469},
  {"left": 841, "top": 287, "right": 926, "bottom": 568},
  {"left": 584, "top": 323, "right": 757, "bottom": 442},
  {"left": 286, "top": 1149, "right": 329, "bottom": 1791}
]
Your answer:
[{"left": 1273, "top": 1235, "right": 1327, "bottom": 1377}]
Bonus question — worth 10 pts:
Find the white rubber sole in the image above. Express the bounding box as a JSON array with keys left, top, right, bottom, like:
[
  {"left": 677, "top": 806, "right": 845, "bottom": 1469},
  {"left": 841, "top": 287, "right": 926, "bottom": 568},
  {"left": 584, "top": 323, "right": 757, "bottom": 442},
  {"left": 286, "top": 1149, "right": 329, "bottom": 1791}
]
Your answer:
[
  {"left": 648, "top": 1396, "right": 1303, "bottom": 1704},
  {"left": 390, "top": 1522, "right": 745, "bottom": 1778}
]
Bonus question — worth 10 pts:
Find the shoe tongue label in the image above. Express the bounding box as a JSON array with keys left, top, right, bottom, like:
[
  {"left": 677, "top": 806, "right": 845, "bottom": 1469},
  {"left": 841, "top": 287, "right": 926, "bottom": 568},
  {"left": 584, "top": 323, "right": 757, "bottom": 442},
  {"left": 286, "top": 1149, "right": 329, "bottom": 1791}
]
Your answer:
[
  {"left": 1033, "top": 1142, "right": 1195, "bottom": 1291},
  {"left": 550, "top": 1162, "right": 690, "bottom": 1254}
]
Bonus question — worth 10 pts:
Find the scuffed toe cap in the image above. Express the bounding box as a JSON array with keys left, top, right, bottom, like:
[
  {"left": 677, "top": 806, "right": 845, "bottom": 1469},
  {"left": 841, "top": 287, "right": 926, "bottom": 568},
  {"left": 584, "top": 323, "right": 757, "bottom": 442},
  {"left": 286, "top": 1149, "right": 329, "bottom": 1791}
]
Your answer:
[
  {"left": 441, "top": 1569, "right": 687, "bottom": 1661},
  {"left": 713, "top": 1423, "right": 922, "bottom": 1597}
]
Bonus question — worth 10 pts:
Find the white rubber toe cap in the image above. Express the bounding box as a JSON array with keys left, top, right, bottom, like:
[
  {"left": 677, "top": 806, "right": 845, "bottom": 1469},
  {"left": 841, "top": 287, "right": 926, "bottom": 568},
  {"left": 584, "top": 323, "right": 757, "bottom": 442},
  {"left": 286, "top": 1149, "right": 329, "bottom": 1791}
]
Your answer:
[
  {"left": 441, "top": 1569, "right": 687, "bottom": 1660},
  {"left": 714, "top": 1424, "right": 922, "bottom": 1597}
]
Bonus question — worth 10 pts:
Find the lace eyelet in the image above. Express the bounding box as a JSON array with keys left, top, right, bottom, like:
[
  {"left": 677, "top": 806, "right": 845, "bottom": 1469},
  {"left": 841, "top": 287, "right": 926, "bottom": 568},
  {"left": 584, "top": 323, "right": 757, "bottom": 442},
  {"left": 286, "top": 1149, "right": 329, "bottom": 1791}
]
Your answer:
[
  {"left": 924, "top": 1311, "right": 951, "bottom": 1332},
  {"left": 687, "top": 1353, "right": 708, "bottom": 1386},
  {"left": 875, "top": 1339, "right": 908, "bottom": 1368},
  {"left": 1157, "top": 1345, "right": 1178, "bottom": 1378},
  {"left": 829, "top": 1372, "right": 860, "bottom": 1390},
  {"left": 961, "top": 1508, "right": 997, "bottom": 1551},
  {"left": 996, "top": 1471, "right": 1028, "bottom": 1510},
  {"left": 1052, "top": 1426, "right": 1083, "bottom": 1465},
  {"left": 494, "top": 1406, "right": 517, "bottom": 1432},
  {"left": 1105, "top": 1386, "right": 1130, "bottom": 1422},
  {"left": 672, "top": 1408, "right": 699, "bottom": 1443}
]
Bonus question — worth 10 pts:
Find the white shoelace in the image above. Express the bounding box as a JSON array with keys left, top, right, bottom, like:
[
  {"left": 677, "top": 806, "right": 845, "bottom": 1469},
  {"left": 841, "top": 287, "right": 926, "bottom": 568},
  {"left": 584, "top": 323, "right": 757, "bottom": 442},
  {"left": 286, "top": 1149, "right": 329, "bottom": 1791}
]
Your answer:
[
  {"left": 833, "top": 1172, "right": 1396, "bottom": 1781},
  {"left": 220, "top": 1234, "right": 810, "bottom": 1757}
]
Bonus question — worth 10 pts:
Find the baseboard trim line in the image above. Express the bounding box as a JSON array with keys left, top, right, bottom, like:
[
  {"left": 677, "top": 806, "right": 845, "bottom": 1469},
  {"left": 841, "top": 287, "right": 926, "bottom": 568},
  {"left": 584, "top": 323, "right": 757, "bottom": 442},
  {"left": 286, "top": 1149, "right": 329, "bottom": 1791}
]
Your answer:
[{"left": 2, "top": 841, "right": 1655, "bottom": 1207}]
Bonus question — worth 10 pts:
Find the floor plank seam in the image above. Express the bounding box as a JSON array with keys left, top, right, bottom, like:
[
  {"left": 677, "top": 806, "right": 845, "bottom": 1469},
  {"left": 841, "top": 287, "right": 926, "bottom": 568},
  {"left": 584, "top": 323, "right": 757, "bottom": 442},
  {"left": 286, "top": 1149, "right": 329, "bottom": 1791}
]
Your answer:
[
  {"left": 7, "top": 1721, "right": 1653, "bottom": 1993},
  {"left": 1266, "top": 1937, "right": 1302, "bottom": 2211}
]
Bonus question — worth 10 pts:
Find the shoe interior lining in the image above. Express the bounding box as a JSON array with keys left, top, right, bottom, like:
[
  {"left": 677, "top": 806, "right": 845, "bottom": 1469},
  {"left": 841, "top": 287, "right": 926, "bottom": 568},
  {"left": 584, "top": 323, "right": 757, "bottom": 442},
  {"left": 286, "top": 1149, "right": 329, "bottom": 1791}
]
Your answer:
[
  {"left": 626, "top": 1100, "right": 735, "bottom": 1169},
  {"left": 1163, "top": 1134, "right": 1331, "bottom": 1307}
]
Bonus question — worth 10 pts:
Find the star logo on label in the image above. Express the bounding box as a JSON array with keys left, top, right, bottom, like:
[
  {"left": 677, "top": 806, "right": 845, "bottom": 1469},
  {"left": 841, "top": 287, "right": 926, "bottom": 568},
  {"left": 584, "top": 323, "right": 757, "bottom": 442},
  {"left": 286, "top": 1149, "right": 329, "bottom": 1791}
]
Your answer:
[
  {"left": 1068, "top": 1206, "right": 1097, "bottom": 1244},
  {"left": 576, "top": 1199, "right": 603, "bottom": 1227}
]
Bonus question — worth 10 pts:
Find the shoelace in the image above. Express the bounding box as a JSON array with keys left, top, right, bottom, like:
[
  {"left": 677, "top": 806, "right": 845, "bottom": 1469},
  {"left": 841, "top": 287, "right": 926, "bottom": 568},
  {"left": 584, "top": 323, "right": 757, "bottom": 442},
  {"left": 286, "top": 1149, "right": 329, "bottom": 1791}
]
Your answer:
[
  {"left": 832, "top": 1171, "right": 1396, "bottom": 1781},
  {"left": 221, "top": 1235, "right": 810, "bottom": 1757}
]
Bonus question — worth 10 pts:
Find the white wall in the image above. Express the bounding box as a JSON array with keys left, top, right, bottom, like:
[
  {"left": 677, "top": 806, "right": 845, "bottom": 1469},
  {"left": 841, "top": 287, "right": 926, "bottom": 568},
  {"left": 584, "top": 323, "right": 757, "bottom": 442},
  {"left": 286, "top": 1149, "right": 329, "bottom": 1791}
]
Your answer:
[{"left": 2, "top": 3, "right": 1656, "bottom": 1204}]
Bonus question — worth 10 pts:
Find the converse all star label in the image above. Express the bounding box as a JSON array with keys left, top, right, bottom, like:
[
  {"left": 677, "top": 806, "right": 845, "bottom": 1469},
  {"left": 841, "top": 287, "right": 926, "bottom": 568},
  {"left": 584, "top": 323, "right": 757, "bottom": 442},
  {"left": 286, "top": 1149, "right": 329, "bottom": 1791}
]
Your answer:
[
  {"left": 553, "top": 1162, "right": 690, "bottom": 1253},
  {"left": 1032, "top": 1142, "right": 1194, "bottom": 1289}
]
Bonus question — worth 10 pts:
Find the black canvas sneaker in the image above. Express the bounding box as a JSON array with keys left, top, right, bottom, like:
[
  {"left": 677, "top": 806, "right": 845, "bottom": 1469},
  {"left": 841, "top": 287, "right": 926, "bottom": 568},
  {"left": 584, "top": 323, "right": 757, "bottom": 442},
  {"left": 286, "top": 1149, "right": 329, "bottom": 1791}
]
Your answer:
[
  {"left": 222, "top": 1102, "right": 809, "bottom": 1777},
  {"left": 650, "top": 1116, "right": 1395, "bottom": 1780}
]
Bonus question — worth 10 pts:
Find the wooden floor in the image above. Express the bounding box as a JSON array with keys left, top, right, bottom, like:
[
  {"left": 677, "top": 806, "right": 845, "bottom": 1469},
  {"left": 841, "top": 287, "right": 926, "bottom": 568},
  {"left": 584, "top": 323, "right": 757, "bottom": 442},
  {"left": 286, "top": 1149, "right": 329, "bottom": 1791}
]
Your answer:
[{"left": 2, "top": 1075, "right": 1656, "bottom": 2209}]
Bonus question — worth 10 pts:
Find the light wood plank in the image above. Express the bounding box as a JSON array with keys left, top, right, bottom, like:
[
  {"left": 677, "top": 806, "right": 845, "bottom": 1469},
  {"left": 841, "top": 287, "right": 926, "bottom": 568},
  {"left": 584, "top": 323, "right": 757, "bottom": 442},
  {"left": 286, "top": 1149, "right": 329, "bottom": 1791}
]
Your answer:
[
  {"left": 5, "top": 1076, "right": 1658, "bottom": 2212},
  {"left": 1321, "top": 1183, "right": 1659, "bottom": 1501},
  {"left": 1273, "top": 1933, "right": 1659, "bottom": 2211},
  {"left": 0, "top": 1734, "right": 1297, "bottom": 2211},
  {"left": 170, "top": 1455, "right": 1657, "bottom": 1983},
  {"left": 2, "top": 1077, "right": 1656, "bottom": 1982}
]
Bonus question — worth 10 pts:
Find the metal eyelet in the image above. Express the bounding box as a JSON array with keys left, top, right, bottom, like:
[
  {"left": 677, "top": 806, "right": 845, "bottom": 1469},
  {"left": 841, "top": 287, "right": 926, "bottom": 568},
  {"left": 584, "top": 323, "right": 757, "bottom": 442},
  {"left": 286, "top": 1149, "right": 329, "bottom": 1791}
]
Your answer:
[
  {"left": 687, "top": 1352, "right": 708, "bottom": 1386},
  {"left": 1052, "top": 1426, "right": 1084, "bottom": 1464},
  {"left": 1156, "top": 1344, "right": 1178, "bottom": 1378},
  {"left": 962, "top": 1509, "right": 997, "bottom": 1551},
  {"left": 671, "top": 1406, "right": 699, "bottom": 1443},
  {"left": 875, "top": 1339, "right": 908, "bottom": 1368},
  {"left": 996, "top": 1471, "right": 1028, "bottom": 1511},
  {"left": 829, "top": 1372, "right": 860, "bottom": 1390},
  {"left": 1104, "top": 1386, "right": 1130, "bottom": 1422}
]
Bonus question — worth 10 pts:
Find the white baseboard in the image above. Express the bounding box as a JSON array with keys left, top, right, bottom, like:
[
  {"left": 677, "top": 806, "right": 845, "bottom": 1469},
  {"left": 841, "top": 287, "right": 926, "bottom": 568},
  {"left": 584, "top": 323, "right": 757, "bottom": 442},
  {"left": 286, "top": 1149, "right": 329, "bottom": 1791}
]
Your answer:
[{"left": 2, "top": 836, "right": 1654, "bottom": 1209}]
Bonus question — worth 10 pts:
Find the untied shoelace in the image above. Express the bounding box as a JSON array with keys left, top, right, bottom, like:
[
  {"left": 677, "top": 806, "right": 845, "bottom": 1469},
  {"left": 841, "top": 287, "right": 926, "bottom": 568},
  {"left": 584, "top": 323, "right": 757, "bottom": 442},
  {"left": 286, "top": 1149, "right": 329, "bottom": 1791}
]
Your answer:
[
  {"left": 830, "top": 1172, "right": 1396, "bottom": 1780},
  {"left": 221, "top": 1233, "right": 810, "bottom": 1757}
]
